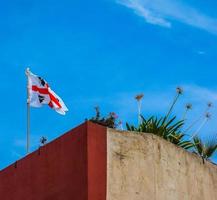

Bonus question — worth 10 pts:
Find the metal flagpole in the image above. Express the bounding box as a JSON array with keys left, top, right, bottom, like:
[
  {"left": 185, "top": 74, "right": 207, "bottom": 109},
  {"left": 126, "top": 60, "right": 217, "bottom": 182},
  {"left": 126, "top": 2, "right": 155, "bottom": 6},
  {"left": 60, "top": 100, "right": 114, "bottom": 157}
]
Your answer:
[{"left": 26, "top": 68, "right": 30, "bottom": 154}]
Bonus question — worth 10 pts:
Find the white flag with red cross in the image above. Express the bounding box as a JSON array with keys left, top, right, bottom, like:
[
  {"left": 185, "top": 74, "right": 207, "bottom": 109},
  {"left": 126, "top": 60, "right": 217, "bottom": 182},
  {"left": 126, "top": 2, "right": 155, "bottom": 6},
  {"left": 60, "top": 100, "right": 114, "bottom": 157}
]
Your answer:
[{"left": 26, "top": 69, "right": 68, "bottom": 115}]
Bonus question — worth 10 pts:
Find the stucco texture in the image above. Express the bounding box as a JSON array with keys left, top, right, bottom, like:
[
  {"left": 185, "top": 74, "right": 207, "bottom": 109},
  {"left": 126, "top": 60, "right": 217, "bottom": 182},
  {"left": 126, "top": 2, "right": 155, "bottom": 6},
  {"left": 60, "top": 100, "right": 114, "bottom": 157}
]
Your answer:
[{"left": 107, "top": 129, "right": 217, "bottom": 200}]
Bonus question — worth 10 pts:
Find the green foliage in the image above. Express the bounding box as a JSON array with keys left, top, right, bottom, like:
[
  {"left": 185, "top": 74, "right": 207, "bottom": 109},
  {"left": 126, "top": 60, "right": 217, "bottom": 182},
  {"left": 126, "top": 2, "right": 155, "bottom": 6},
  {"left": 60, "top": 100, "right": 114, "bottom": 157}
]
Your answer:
[
  {"left": 193, "top": 136, "right": 217, "bottom": 162},
  {"left": 89, "top": 107, "right": 118, "bottom": 129},
  {"left": 126, "top": 116, "right": 194, "bottom": 150},
  {"left": 89, "top": 86, "right": 217, "bottom": 164}
]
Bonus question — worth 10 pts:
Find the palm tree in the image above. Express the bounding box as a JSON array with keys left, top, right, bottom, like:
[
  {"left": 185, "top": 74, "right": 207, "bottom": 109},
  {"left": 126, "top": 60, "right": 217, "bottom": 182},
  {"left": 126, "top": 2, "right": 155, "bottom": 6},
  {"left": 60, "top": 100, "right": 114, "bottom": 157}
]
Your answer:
[{"left": 193, "top": 136, "right": 217, "bottom": 163}]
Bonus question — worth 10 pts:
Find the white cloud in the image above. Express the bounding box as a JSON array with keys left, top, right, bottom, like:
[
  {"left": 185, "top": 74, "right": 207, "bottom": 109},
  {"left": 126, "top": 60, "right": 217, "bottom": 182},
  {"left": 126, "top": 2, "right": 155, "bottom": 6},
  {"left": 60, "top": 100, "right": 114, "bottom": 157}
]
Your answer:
[
  {"left": 117, "top": 0, "right": 171, "bottom": 27},
  {"left": 117, "top": 0, "right": 217, "bottom": 34}
]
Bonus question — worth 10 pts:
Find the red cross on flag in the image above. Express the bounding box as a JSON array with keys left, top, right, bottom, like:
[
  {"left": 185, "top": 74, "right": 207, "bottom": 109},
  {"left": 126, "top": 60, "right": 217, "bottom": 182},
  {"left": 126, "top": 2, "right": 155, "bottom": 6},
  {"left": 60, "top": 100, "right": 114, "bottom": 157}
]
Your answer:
[{"left": 26, "top": 69, "right": 68, "bottom": 115}]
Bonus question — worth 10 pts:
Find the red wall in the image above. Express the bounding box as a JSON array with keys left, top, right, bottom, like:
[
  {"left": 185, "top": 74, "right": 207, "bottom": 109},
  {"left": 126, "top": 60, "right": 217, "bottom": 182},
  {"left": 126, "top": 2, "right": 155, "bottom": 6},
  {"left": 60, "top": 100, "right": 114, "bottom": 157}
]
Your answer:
[
  {"left": 87, "top": 122, "right": 107, "bottom": 200},
  {"left": 0, "top": 122, "right": 107, "bottom": 200}
]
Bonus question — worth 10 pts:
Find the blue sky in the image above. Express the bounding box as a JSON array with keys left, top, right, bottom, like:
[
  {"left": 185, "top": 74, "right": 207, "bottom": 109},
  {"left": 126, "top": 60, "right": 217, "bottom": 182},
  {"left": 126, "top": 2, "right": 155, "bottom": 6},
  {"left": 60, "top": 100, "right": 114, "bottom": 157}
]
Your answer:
[{"left": 1, "top": 0, "right": 217, "bottom": 169}]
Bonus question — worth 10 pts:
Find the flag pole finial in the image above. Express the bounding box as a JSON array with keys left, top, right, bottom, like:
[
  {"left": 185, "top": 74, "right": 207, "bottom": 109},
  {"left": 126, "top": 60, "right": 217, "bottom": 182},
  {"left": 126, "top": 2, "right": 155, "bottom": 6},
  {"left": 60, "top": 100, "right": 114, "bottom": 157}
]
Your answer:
[{"left": 25, "top": 67, "right": 30, "bottom": 76}]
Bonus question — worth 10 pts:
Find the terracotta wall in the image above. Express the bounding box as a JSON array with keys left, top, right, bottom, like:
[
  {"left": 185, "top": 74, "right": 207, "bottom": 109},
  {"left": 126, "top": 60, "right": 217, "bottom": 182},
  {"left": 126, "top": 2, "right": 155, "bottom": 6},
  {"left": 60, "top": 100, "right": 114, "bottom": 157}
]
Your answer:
[{"left": 0, "top": 122, "right": 107, "bottom": 200}]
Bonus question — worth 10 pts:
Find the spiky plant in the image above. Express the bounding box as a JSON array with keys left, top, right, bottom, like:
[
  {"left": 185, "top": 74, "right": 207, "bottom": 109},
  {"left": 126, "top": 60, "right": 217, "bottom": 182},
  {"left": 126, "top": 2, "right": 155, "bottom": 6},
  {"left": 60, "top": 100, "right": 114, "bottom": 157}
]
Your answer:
[
  {"left": 126, "top": 115, "right": 193, "bottom": 150},
  {"left": 206, "top": 102, "right": 213, "bottom": 112},
  {"left": 182, "top": 103, "right": 192, "bottom": 120},
  {"left": 165, "top": 86, "right": 183, "bottom": 121},
  {"left": 191, "top": 112, "right": 211, "bottom": 139},
  {"left": 135, "top": 93, "right": 144, "bottom": 126},
  {"left": 193, "top": 136, "right": 217, "bottom": 163},
  {"left": 185, "top": 102, "right": 213, "bottom": 134}
]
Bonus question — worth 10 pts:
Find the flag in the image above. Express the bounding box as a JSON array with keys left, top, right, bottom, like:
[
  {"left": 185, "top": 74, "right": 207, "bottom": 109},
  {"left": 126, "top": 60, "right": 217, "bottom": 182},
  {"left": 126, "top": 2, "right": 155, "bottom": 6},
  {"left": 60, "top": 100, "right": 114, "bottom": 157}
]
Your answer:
[{"left": 26, "top": 69, "right": 68, "bottom": 115}]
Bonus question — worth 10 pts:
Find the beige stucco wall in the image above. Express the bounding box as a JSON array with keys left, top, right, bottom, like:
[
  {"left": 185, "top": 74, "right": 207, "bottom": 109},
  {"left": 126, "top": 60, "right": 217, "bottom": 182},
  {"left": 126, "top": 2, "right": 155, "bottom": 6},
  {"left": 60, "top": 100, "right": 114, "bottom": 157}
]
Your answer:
[{"left": 107, "top": 129, "right": 217, "bottom": 200}]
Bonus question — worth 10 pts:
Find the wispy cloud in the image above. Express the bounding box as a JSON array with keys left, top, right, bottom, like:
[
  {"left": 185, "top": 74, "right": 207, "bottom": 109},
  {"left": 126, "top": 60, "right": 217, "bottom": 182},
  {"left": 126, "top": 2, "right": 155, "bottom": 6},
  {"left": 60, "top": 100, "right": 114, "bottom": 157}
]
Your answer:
[
  {"left": 197, "top": 51, "right": 206, "bottom": 55},
  {"left": 183, "top": 84, "right": 217, "bottom": 103},
  {"left": 117, "top": 0, "right": 171, "bottom": 27},
  {"left": 117, "top": 0, "right": 217, "bottom": 34}
]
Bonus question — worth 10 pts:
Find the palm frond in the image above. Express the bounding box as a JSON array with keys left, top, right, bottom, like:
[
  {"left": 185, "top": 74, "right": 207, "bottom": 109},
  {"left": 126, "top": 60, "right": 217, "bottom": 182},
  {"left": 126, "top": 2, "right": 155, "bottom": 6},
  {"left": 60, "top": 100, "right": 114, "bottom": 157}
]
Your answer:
[
  {"left": 193, "top": 136, "right": 217, "bottom": 161},
  {"left": 126, "top": 115, "right": 190, "bottom": 149}
]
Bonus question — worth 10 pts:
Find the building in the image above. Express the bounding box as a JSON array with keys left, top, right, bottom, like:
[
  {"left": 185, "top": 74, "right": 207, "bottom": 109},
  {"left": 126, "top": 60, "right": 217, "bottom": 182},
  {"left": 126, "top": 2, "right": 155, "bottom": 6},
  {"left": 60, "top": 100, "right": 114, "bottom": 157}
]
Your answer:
[{"left": 0, "top": 122, "right": 217, "bottom": 200}]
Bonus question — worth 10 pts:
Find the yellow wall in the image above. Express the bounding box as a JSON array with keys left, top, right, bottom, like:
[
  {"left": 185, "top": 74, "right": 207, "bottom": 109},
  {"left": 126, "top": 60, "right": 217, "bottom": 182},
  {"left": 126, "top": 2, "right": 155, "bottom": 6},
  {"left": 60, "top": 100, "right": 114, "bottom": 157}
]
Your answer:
[{"left": 107, "top": 129, "right": 217, "bottom": 200}]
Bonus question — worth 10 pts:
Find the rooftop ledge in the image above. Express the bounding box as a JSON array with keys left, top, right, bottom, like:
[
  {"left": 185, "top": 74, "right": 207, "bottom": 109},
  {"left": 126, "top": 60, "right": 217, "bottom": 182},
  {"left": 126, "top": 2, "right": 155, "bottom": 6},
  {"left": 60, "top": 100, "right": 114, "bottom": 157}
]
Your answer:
[{"left": 0, "top": 122, "right": 216, "bottom": 200}]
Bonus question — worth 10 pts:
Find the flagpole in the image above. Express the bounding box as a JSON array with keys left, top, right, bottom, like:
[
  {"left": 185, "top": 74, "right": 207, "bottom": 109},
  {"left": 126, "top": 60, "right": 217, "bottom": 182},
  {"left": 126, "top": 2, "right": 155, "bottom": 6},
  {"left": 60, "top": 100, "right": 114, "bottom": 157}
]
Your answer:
[{"left": 26, "top": 68, "right": 30, "bottom": 154}]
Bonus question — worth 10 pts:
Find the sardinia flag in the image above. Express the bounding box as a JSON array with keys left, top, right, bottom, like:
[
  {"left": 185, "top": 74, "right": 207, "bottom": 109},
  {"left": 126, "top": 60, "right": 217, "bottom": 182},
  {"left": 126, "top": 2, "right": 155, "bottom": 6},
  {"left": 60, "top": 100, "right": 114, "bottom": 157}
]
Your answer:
[{"left": 26, "top": 69, "right": 68, "bottom": 115}]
